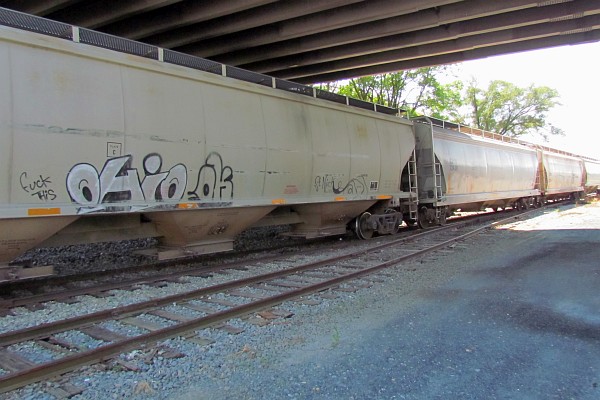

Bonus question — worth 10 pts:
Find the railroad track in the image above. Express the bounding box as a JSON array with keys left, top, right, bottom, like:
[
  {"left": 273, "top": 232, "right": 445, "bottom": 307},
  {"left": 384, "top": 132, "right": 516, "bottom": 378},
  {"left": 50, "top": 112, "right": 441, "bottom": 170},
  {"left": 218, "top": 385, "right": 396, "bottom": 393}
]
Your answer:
[
  {"left": 0, "top": 208, "right": 541, "bottom": 394},
  {"left": 0, "top": 232, "right": 314, "bottom": 294},
  {"left": 0, "top": 208, "right": 514, "bottom": 305}
]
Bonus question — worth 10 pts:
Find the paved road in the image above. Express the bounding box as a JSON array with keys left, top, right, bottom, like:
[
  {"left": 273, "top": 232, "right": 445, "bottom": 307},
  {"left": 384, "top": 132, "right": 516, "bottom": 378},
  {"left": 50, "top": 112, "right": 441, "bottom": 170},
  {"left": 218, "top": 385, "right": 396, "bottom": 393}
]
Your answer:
[{"left": 176, "top": 203, "right": 600, "bottom": 399}]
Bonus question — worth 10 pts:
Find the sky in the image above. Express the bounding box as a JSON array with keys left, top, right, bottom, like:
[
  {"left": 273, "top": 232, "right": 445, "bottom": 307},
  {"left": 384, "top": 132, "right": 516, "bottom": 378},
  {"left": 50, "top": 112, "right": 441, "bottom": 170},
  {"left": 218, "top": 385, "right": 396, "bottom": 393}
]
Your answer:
[{"left": 448, "top": 40, "right": 600, "bottom": 159}]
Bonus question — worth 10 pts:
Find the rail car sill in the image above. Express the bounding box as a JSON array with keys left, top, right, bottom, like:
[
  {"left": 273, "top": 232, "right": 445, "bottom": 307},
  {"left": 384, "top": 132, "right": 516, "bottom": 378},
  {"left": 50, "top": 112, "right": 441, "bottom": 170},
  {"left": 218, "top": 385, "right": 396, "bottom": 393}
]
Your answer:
[
  {"left": 283, "top": 226, "right": 347, "bottom": 239},
  {"left": 137, "top": 241, "right": 234, "bottom": 261},
  {"left": 0, "top": 265, "right": 54, "bottom": 283}
]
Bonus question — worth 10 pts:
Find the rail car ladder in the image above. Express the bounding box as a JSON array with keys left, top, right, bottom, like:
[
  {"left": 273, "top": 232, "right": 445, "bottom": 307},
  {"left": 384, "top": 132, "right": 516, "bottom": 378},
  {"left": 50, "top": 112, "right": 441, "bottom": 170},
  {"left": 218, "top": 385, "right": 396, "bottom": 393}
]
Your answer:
[
  {"left": 407, "top": 151, "right": 418, "bottom": 221},
  {"left": 434, "top": 160, "right": 443, "bottom": 201},
  {"left": 535, "top": 156, "right": 545, "bottom": 193},
  {"left": 433, "top": 159, "right": 444, "bottom": 220}
]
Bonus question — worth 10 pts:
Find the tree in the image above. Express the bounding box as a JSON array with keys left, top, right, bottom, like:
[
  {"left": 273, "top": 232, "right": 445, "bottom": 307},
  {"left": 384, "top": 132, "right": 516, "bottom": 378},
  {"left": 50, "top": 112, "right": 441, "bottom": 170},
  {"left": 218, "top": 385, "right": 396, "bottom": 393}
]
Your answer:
[
  {"left": 463, "top": 80, "right": 562, "bottom": 138},
  {"left": 420, "top": 79, "right": 464, "bottom": 122},
  {"left": 315, "top": 66, "right": 458, "bottom": 118},
  {"left": 315, "top": 69, "right": 563, "bottom": 140}
]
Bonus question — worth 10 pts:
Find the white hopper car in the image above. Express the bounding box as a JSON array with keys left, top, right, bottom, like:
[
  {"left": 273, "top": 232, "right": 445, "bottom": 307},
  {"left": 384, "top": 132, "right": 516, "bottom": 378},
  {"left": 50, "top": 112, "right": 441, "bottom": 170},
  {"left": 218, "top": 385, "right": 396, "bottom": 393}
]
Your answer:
[
  {"left": 412, "top": 117, "right": 588, "bottom": 227},
  {"left": 0, "top": 9, "right": 595, "bottom": 280},
  {"left": 583, "top": 160, "right": 600, "bottom": 194}
]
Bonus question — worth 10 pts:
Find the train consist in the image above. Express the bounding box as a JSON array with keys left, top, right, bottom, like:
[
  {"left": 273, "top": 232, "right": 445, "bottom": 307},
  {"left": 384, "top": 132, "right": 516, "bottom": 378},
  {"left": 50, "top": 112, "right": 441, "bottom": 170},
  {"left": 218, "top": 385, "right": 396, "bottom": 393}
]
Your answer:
[
  {"left": 412, "top": 117, "right": 599, "bottom": 228},
  {"left": 0, "top": 8, "right": 598, "bottom": 281}
]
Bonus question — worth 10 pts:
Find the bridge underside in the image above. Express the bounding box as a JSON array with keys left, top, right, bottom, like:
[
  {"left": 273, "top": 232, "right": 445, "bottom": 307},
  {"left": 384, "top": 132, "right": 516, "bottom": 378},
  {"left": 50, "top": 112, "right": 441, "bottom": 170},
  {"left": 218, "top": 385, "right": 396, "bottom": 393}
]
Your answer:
[{"left": 1, "top": 0, "right": 599, "bottom": 83}]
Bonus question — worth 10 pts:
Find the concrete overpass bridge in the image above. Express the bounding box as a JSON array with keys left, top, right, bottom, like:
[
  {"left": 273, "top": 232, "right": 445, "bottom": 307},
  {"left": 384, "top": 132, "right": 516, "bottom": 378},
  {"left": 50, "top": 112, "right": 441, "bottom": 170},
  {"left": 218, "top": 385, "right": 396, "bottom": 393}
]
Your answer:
[{"left": 1, "top": 0, "right": 599, "bottom": 83}]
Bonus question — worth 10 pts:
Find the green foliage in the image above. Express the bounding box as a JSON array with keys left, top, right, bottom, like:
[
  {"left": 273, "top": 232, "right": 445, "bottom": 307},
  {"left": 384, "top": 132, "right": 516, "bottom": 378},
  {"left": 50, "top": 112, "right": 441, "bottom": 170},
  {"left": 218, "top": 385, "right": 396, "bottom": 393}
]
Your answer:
[
  {"left": 423, "top": 79, "right": 464, "bottom": 122},
  {"left": 316, "top": 66, "right": 458, "bottom": 118},
  {"left": 315, "top": 68, "right": 563, "bottom": 140},
  {"left": 464, "top": 79, "right": 562, "bottom": 138}
]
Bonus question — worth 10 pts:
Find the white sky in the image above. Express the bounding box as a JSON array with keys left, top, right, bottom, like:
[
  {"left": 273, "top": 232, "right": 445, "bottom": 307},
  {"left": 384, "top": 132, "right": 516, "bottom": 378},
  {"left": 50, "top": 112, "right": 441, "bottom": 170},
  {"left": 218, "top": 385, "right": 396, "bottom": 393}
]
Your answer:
[{"left": 449, "top": 41, "right": 600, "bottom": 159}]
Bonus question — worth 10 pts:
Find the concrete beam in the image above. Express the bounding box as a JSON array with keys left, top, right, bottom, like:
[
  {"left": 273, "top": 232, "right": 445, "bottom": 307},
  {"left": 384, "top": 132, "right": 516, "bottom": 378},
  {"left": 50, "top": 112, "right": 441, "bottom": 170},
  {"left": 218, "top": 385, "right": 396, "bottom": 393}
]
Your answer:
[
  {"left": 179, "top": 0, "right": 463, "bottom": 58},
  {"left": 243, "top": 0, "right": 600, "bottom": 74},
  {"left": 201, "top": 0, "right": 545, "bottom": 65},
  {"left": 47, "top": 0, "right": 182, "bottom": 29},
  {"left": 101, "top": 0, "right": 277, "bottom": 40},
  {"left": 145, "top": 0, "right": 362, "bottom": 49},
  {"left": 294, "top": 29, "right": 600, "bottom": 84}
]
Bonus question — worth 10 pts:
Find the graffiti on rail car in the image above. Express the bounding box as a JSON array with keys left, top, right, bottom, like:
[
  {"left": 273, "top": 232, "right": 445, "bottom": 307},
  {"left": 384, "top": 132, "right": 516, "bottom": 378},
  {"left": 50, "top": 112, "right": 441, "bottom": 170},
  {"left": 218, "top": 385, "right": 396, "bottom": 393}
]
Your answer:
[
  {"left": 20, "top": 172, "right": 57, "bottom": 201},
  {"left": 314, "top": 174, "right": 368, "bottom": 195},
  {"left": 66, "top": 152, "right": 234, "bottom": 213},
  {"left": 188, "top": 152, "right": 234, "bottom": 201}
]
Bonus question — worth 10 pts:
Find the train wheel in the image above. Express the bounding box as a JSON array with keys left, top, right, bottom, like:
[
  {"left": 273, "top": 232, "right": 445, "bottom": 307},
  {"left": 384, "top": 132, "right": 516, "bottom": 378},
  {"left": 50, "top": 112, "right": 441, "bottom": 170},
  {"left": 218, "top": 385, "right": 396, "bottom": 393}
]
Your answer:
[
  {"left": 515, "top": 200, "right": 523, "bottom": 211},
  {"left": 417, "top": 208, "right": 435, "bottom": 229},
  {"left": 354, "top": 212, "right": 374, "bottom": 240},
  {"left": 418, "top": 217, "right": 434, "bottom": 229}
]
